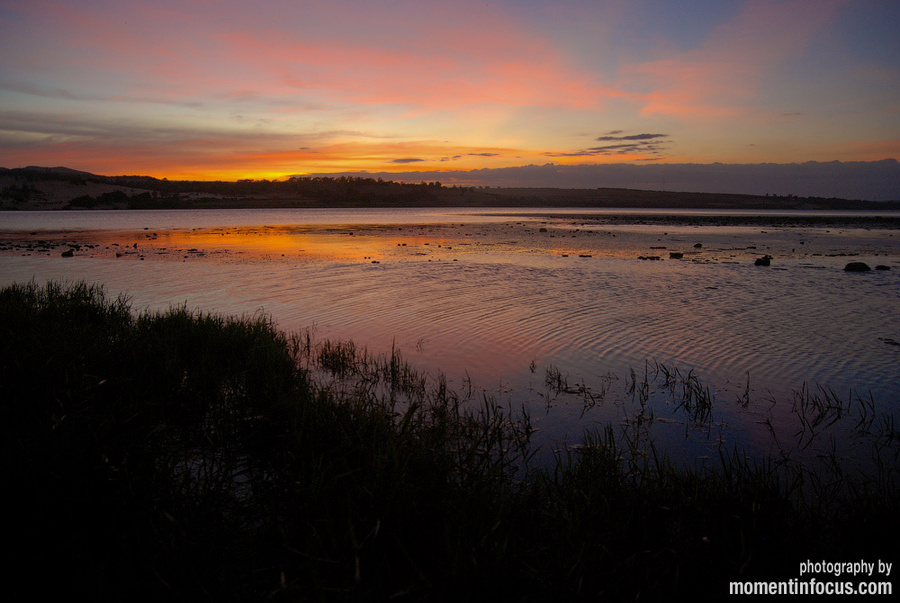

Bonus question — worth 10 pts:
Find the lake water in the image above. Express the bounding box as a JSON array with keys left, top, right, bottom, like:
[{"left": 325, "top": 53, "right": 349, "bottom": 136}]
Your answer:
[{"left": 2, "top": 207, "right": 899, "bottom": 466}]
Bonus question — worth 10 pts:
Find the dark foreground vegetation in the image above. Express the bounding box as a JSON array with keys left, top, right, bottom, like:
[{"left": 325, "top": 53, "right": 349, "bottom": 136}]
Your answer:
[{"left": 2, "top": 281, "right": 897, "bottom": 601}]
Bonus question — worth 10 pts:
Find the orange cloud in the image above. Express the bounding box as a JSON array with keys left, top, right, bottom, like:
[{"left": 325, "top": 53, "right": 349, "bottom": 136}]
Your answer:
[{"left": 0, "top": 131, "right": 544, "bottom": 180}]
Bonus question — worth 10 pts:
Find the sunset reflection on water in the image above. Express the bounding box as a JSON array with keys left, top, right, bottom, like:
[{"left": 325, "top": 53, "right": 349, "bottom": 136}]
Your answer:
[{"left": 76, "top": 225, "right": 461, "bottom": 263}]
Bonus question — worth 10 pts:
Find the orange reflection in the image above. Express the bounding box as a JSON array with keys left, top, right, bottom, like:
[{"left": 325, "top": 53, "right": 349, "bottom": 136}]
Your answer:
[{"left": 135, "top": 226, "right": 456, "bottom": 262}]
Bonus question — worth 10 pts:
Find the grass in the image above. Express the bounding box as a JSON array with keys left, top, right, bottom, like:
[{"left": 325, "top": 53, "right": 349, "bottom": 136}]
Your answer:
[{"left": 2, "top": 280, "right": 897, "bottom": 601}]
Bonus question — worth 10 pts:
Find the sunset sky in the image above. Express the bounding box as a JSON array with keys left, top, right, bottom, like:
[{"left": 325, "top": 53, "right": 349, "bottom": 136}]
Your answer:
[{"left": 1, "top": 0, "right": 898, "bottom": 185}]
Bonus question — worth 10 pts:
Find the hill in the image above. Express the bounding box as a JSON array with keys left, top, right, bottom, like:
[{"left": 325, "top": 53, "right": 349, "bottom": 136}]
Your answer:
[{"left": 2, "top": 166, "right": 898, "bottom": 211}]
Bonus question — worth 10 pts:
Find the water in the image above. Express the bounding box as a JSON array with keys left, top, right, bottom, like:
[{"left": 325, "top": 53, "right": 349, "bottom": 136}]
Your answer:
[{"left": 2, "top": 207, "right": 899, "bottom": 464}]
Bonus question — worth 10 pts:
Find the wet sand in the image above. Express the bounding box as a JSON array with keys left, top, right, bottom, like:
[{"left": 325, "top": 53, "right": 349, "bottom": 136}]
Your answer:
[{"left": 2, "top": 213, "right": 898, "bottom": 269}]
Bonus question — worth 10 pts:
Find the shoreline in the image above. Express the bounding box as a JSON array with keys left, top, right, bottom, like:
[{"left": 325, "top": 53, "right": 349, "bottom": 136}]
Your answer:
[
  {"left": 3, "top": 209, "right": 898, "bottom": 265},
  {"left": 4, "top": 166, "right": 899, "bottom": 212}
]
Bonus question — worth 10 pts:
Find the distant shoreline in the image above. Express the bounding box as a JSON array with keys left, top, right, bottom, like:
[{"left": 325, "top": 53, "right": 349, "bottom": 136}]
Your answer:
[
  {"left": 3, "top": 165, "right": 899, "bottom": 212},
  {"left": 483, "top": 211, "right": 900, "bottom": 230}
]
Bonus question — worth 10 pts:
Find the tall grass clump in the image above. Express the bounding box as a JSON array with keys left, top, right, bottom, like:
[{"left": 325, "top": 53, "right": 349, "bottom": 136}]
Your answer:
[
  {"left": 2, "top": 281, "right": 897, "bottom": 602},
  {"left": 2, "top": 280, "right": 307, "bottom": 599}
]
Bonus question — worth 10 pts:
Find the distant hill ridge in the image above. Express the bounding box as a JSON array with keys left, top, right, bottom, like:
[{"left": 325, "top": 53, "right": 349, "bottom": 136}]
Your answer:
[{"left": 2, "top": 165, "right": 899, "bottom": 211}]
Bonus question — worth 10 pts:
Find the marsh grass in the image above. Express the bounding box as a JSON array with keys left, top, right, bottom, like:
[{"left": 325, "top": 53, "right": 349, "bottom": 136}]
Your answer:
[
  {"left": 790, "top": 382, "right": 882, "bottom": 449},
  {"left": 2, "top": 281, "right": 898, "bottom": 601}
]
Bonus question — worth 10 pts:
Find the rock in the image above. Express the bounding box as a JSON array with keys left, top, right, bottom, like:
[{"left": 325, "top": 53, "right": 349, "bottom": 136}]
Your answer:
[
  {"left": 754, "top": 255, "right": 772, "bottom": 266},
  {"left": 669, "top": 252, "right": 684, "bottom": 259},
  {"left": 61, "top": 249, "right": 74, "bottom": 257},
  {"left": 875, "top": 265, "right": 891, "bottom": 271},
  {"left": 694, "top": 243, "right": 703, "bottom": 248},
  {"left": 844, "top": 262, "right": 871, "bottom": 272}
]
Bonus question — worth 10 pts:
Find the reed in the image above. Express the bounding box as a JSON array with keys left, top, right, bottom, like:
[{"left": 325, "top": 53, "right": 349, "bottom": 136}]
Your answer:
[{"left": 2, "top": 280, "right": 897, "bottom": 602}]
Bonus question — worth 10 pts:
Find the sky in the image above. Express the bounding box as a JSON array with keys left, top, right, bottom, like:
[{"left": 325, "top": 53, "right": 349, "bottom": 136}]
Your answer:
[{"left": 1, "top": 0, "right": 898, "bottom": 195}]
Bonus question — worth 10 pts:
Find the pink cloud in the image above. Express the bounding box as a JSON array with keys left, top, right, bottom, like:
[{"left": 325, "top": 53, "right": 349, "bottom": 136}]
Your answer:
[
  {"left": 216, "top": 24, "right": 621, "bottom": 112},
  {"left": 626, "top": 0, "right": 847, "bottom": 120},
  {"left": 8, "top": 1, "right": 622, "bottom": 112}
]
